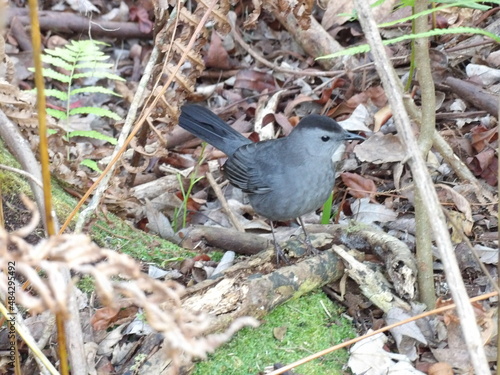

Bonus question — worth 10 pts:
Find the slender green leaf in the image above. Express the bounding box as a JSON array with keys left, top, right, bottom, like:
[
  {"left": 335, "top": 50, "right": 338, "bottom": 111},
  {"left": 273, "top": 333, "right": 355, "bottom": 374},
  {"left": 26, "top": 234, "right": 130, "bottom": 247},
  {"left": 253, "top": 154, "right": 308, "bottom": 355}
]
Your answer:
[
  {"left": 77, "top": 55, "right": 112, "bottom": 62},
  {"left": 74, "top": 61, "right": 113, "bottom": 70},
  {"left": 72, "top": 71, "right": 126, "bottom": 81},
  {"left": 430, "top": 0, "right": 497, "bottom": 8},
  {"left": 42, "top": 55, "right": 74, "bottom": 71},
  {"left": 44, "top": 48, "right": 78, "bottom": 62},
  {"left": 399, "top": 0, "right": 414, "bottom": 6},
  {"left": 70, "top": 86, "right": 122, "bottom": 97},
  {"left": 69, "top": 106, "right": 121, "bottom": 120},
  {"left": 380, "top": 2, "right": 490, "bottom": 27},
  {"left": 67, "top": 130, "right": 117, "bottom": 145},
  {"left": 66, "top": 44, "right": 102, "bottom": 55},
  {"left": 80, "top": 159, "right": 103, "bottom": 172},
  {"left": 67, "top": 40, "right": 107, "bottom": 50},
  {"left": 65, "top": 42, "right": 97, "bottom": 52},
  {"left": 45, "top": 89, "right": 68, "bottom": 101},
  {"left": 320, "top": 192, "right": 334, "bottom": 225},
  {"left": 47, "top": 108, "right": 67, "bottom": 119},
  {"left": 40, "top": 68, "right": 72, "bottom": 83},
  {"left": 318, "top": 27, "right": 500, "bottom": 60}
]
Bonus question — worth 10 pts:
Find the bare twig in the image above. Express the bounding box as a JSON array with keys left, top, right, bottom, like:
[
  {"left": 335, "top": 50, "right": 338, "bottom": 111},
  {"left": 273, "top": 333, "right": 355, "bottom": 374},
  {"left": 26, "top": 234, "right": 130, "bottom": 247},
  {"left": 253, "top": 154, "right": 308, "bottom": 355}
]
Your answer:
[
  {"left": 206, "top": 172, "right": 246, "bottom": 232},
  {"left": 0, "top": 109, "right": 48, "bottom": 232},
  {"left": 230, "top": 17, "right": 345, "bottom": 77},
  {"left": 0, "top": 164, "right": 43, "bottom": 188},
  {"left": 413, "top": 0, "right": 437, "bottom": 310},
  {"left": 7, "top": 8, "right": 152, "bottom": 39}
]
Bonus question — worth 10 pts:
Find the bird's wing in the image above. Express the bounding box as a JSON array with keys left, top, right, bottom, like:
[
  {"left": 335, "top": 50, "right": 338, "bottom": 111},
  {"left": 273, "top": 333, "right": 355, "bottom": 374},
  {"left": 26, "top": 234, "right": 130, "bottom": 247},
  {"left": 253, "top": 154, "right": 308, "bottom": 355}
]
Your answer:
[{"left": 223, "top": 142, "right": 272, "bottom": 194}]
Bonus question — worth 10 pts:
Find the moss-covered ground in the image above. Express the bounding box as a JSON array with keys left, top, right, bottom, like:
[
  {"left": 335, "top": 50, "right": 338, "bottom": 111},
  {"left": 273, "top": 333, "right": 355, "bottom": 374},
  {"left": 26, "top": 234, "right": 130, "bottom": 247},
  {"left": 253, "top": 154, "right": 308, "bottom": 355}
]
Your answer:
[{"left": 194, "top": 291, "right": 355, "bottom": 375}]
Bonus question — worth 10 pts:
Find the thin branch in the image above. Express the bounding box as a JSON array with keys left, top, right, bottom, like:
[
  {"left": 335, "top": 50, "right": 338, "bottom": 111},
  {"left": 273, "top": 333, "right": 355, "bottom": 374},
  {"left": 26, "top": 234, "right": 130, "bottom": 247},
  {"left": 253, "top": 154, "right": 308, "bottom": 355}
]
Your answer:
[
  {"left": 206, "top": 171, "right": 245, "bottom": 232},
  {"left": 0, "top": 164, "right": 43, "bottom": 188},
  {"left": 353, "top": 0, "right": 490, "bottom": 373}
]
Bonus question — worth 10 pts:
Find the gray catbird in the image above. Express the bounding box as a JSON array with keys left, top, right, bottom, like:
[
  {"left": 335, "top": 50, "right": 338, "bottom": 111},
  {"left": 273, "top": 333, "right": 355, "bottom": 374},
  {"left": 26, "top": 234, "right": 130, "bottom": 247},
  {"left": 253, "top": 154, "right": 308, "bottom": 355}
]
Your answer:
[{"left": 179, "top": 104, "right": 364, "bottom": 262}]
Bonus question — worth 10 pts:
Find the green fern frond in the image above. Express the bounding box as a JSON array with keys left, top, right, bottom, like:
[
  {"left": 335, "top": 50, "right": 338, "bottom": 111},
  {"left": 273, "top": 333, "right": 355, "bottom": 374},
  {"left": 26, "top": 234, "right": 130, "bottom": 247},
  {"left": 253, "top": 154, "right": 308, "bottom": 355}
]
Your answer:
[
  {"left": 318, "top": 26, "right": 500, "bottom": 60},
  {"left": 78, "top": 55, "right": 112, "bottom": 62},
  {"left": 75, "top": 61, "right": 114, "bottom": 70},
  {"left": 80, "top": 159, "right": 103, "bottom": 173},
  {"left": 47, "top": 108, "right": 67, "bottom": 119},
  {"left": 67, "top": 130, "right": 117, "bottom": 145},
  {"left": 69, "top": 106, "right": 122, "bottom": 120},
  {"left": 66, "top": 39, "right": 106, "bottom": 50},
  {"left": 44, "top": 48, "right": 80, "bottom": 62},
  {"left": 66, "top": 40, "right": 104, "bottom": 51},
  {"left": 72, "top": 71, "right": 126, "bottom": 81},
  {"left": 43, "top": 89, "right": 68, "bottom": 101},
  {"left": 70, "top": 86, "right": 122, "bottom": 97},
  {"left": 42, "top": 54, "right": 74, "bottom": 71},
  {"left": 39, "top": 68, "right": 72, "bottom": 83},
  {"left": 44, "top": 40, "right": 108, "bottom": 63},
  {"left": 37, "top": 39, "right": 124, "bottom": 154}
]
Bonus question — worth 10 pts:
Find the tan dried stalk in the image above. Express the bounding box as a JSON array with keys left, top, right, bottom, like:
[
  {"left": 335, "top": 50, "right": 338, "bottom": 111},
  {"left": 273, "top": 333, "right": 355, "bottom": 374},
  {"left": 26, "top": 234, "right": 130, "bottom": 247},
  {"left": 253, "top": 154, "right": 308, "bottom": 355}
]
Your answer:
[{"left": 0, "top": 198, "right": 258, "bottom": 372}]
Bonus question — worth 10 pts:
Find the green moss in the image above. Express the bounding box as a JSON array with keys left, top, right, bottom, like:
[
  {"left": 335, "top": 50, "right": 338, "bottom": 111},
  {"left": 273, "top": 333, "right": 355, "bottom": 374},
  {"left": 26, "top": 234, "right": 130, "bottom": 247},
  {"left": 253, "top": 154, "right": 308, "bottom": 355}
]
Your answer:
[
  {"left": 194, "top": 291, "right": 355, "bottom": 375},
  {"left": 89, "top": 215, "right": 193, "bottom": 264},
  {"left": 0, "top": 139, "right": 78, "bottom": 225},
  {"left": 208, "top": 251, "right": 224, "bottom": 262},
  {"left": 77, "top": 275, "right": 95, "bottom": 294},
  {"left": 0, "top": 140, "right": 31, "bottom": 195}
]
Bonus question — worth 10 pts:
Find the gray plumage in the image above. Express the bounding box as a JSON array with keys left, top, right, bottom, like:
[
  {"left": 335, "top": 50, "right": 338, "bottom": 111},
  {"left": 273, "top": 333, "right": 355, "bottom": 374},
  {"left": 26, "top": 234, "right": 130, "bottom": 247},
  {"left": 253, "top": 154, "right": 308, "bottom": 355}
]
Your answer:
[{"left": 179, "top": 104, "right": 364, "bottom": 222}]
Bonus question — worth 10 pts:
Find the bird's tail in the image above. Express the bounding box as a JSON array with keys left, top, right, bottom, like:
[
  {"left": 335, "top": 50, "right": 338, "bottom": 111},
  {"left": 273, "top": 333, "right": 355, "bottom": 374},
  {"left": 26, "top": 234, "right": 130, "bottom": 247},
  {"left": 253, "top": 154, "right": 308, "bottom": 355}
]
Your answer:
[{"left": 179, "top": 105, "right": 251, "bottom": 156}]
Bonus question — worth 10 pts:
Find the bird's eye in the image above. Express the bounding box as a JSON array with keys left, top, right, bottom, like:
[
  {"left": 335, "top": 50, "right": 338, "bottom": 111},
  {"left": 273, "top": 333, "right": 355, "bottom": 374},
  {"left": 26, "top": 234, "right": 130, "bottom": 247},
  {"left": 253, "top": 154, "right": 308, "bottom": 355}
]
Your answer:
[{"left": 321, "top": 136, "right": 330, "bottom": 142}]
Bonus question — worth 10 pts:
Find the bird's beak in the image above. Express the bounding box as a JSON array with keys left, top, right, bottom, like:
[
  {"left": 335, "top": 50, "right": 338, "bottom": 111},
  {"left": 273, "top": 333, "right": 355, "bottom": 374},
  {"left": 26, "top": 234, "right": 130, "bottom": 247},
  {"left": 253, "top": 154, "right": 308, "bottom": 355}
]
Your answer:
[{"left": 344, "top": 132, "right": 366, "bottom": 141}]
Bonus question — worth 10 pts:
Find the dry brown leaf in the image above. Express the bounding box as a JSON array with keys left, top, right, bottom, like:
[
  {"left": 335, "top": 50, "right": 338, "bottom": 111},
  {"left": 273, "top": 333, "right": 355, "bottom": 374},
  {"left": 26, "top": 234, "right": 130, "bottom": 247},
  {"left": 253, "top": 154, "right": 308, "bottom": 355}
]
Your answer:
[
  {"left": 373, "top": 105, "right": 393, "bottom": 132},
  {"left": 350, "top": 198, "right": 398, "bottom": 224},
  {"left": 205, "top": 31, "right": 232, "bottom": 70},
  {"left": 467, "top": 148, "right": 498, "bottom": 186},
  {"left": 129, "top": 6, "right": 153, "bottom": 34},
  {"left": 234, "top": 69, "right": 277, "bottom": 92},
  {"left": 354, "top": 133, "right": 406, "bottom": 164},
  {"left": 243, "top": 0, "right": 262, "bottom": 29},
  {"left": 91, "top": 307, "right": 121, "bottom": 331},
  {"left": 428, "top": 362, "right": 454, "bottom": 375},
  {"left": 341, "top": 172, "right": 377, "bottom": 199},
  {"left": 345, "top": 86, "right": 388, "bottom": 109},
  {"left": 435, "top": 184, "right": 473, "bottom": 235},
  {"left": 470, "top": 125, "right": 498, "bottom": 152}
]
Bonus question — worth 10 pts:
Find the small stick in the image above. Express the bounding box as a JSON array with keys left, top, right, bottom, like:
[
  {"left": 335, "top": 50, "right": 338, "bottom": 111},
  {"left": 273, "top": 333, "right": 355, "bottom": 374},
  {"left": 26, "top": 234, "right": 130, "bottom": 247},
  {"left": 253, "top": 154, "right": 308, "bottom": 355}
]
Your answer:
[{"left": 206, "top": 171, "right": 246, "bottom": 233}]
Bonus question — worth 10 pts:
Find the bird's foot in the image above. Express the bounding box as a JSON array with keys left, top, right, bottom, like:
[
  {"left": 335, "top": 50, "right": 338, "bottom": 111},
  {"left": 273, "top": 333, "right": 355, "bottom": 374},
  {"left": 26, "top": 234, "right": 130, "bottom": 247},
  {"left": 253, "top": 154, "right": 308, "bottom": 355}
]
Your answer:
[
  {"left": 270, "top": 221, "right": 290, "bottom": 265},
  {"left": 300, "top": 235, "right": 320, "bottom": 256},
  {"left": 297, "top": 217, "right": 320, "bottom": 256},
  {"left": 273, "top": 241, "right": 290, "bottom": 265}
]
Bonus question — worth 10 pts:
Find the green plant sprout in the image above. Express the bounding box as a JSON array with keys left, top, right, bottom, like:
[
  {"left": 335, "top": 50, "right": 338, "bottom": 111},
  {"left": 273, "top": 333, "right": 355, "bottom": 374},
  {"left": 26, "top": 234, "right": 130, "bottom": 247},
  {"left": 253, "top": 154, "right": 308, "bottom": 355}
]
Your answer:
[
  {"left": 174, "top": 173, "right": 205, "bottom": 231},
  {"left": 173, "top": 143, "right": 208, "bottom": 231},
  {"left": 320, "top": 191, "right": 334, "bottom": 225}
]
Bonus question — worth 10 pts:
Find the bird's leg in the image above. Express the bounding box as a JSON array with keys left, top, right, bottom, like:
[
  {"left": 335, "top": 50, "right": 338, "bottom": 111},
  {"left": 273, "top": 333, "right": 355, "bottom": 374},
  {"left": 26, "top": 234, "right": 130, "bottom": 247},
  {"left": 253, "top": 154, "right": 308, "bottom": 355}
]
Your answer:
[
  {"left": 270, "top": 223, "right": 290, "bottom": 264},
  {"left": 298, "top": 217, "right": 319, "bottom": 255}
]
